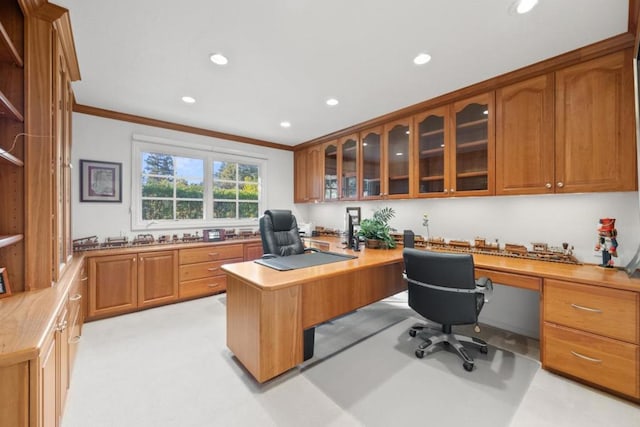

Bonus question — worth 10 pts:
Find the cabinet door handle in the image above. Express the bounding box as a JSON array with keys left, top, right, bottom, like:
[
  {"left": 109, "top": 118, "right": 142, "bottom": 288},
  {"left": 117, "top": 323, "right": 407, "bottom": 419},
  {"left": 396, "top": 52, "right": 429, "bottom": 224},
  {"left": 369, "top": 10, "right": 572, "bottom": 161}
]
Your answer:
[
  {"left": 69, "top": 293, "right": 82, "bottom": 301},
  {"left": 69, "top": 336, "right": 81, "bottom": 344},
  {"left": 57, "top": 320, "right": 68, "bottom": 332},
  {"left": 545, "top": 182, "right": 552, "bottom": 189},
  {"left": 556, "top": 182, "right": 564, "bottom": 188},
  {"left": 207, "top": 267, "right": 219, "bottom": 272},
  {"left": 570, "top": 350, "right": 602, "bottom": 363},
  {"left": 443, "top": 189, "right": 448, "bottom": 194},
  {"left": 81, "top": 276, "right": 88, "bottom": 282},
  {"left": 208, "top": 253, "right": 219, "bottom": 257},
  {"left": 207, "top": 283, "right": 219, "bottom": 287},
  {"left": 450, "top": 188, "right": 455, "bottom": 193},
  {"left": 570, "top": 303, "right": 602, "bottom": 313}
]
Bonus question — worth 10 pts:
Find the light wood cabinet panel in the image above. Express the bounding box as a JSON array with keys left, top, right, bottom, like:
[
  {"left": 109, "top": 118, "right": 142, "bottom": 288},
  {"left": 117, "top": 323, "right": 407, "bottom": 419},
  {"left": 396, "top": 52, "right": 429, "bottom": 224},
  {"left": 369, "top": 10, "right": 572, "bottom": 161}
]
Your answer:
[
  {"left": 138, "top": 250, "right": 179, "bottom": 308},
  {"left": 306, "top": 144, "right": 323, "bottom": 201},
  {"left": 244, "top": 242, "right": 263, "bottom": 261},
  {"left": 56, "top": 306, "right": 69, "bottom": 425},
  {"left": 544, "top": 323, "right": 639, "bottom": 398},
  {"left": 293, "top": 150, "right": 308, "bottom": 202},
  {"left": 496, "top": 74, "right": 555, "bottom": 195},
  {"left": 179, "top": 244, "right": 243, "bottom": 264},
  {"left": 555, "top": 50, "right": 637, "bottom": 193},
  {"left": 0, "top": 362, "right": 28, "bottom": 427},
  {"left": 39, "top": 329, "right": 57, "bottom": 427},
  {"left": 88, "top": 254, "right": 137, "bottom": 318},
  {"left": 179, "top": 276, "right": 227, "bottom": 299}
]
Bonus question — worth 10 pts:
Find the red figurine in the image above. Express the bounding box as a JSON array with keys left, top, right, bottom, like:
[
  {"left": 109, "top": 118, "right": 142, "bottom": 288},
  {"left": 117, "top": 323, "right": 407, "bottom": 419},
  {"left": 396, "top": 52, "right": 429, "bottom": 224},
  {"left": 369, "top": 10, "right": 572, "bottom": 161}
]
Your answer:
[{"left": 595, "top": 218, "right": 618, "bottom": 268}]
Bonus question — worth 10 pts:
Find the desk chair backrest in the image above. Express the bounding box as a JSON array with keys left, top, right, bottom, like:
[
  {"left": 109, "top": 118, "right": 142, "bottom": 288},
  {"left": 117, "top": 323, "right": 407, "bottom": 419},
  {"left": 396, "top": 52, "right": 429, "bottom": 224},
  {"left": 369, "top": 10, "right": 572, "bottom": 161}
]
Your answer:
[
  {"left": 259, "top": 209, "right": 305, "bottom": 256},
  {"left": 403, "top": 248, "right": 483, "bottom": 326}
]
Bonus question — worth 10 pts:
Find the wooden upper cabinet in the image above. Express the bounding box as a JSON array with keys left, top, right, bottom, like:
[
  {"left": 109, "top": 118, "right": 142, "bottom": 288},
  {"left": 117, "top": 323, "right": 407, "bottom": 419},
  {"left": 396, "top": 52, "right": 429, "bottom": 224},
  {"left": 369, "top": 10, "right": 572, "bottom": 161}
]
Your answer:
[
  {"left": 384, "top": 118, "right": 412, "bottom": 198},
  {"left": 555, "top": 50, "right": 637, "bottom": 193},
  {"left": 360, "top": 127, "right": 383, "bottom": 199},
  {"left": 339, "top": 134, "right": 358, "bottom": 200},
  {"left": 306, "top": 144, "right": 323, "bottom": 201},
  {"left": 294, "top": 150, "right": 308, "bottom": 203},
  {"left": 413, "top": 107, "right": 449, "bottom": 197},
  {"left": 323, "top": 141, "right": 338, "bottom": 201},
  {"left": 496, "top": 74, "right": 555, "bottom": 195},
  {"left": 450, "top": 93, "right": 495, "bottom": 196}
]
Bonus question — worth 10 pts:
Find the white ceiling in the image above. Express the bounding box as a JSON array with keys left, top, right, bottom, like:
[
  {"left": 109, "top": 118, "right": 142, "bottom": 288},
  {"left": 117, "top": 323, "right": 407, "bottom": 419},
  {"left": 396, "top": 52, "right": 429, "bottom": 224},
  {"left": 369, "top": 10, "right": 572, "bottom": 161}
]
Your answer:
[{"left": 56, "top": 0, "right": 630, "bottom": 146}]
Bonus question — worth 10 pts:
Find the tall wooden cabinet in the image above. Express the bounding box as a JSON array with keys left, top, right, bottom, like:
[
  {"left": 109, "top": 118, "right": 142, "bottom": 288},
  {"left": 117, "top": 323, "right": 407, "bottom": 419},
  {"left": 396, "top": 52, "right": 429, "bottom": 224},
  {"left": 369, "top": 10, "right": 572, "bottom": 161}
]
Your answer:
[
  {"left": 360, "top": 127, "right": 383, "bottom": 199},
  {"left": 294, "top": 144, "right": 322, "bottom": 203},
  {"left": 414, "top": 107, "right": 448, "bottom": 197}
]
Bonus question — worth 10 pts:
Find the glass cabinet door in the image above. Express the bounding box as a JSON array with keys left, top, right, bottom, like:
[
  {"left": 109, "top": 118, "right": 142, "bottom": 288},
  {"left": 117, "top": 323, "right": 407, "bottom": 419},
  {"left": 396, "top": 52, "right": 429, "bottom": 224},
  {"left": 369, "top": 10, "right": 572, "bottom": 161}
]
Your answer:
[
  {"left": 324, "top": 141, "right": 338, "bottom": 201},
  {"left": 340, "top": 134, "right": 358, "bottom": 200},
  {"left": 415, "top": 108, "right": 447, "bottom": 196},
  {"left": 453, "top": 93, "right": 493, "bottom": 194},
  {"left": 385, "top": 119, "right": 410, "bottom": 197},
  {"left": 360, "top": 128, "right": 382, "bottom": 199}
]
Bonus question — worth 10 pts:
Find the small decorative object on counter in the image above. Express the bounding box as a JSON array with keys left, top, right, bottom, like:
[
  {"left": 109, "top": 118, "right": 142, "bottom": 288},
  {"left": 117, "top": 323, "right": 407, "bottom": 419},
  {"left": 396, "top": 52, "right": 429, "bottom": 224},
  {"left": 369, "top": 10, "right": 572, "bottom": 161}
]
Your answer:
[
  {"left": 104, "top": 236, "right": 128, "bottom": 248},
  {"left": 595, "top": 218, "right": 618, "bottom": 268},
  {"left": 72, "top": 236, "right": 100, "bottom": 251},
  {"left": 133, "top": 234, "right": 154, "bottom": 245},
  {"left": 203, "top": 229, "right": 225, "bottom": 242}
]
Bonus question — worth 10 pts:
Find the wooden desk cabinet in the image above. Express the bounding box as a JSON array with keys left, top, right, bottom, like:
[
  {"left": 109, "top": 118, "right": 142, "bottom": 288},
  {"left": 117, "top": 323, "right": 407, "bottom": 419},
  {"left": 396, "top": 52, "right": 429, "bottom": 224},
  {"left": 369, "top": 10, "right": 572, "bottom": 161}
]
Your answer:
[
  {"left": 179, "top": 245, "right": 243, "bottom": 299},
  {"left": 542, "top": 278, "right": 640, "bottom": 399}
]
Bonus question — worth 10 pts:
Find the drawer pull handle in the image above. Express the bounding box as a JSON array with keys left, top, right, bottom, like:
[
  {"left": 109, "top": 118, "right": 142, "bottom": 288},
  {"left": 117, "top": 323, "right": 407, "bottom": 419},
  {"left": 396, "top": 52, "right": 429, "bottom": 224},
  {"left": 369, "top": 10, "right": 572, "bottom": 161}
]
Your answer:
[
  {"left": 207, "top": 267, "right": 219, "bottom": 272},
  {"left": 570, "top": 303, "right": 602, "bottom": 313},
  {"left": 207, "top": 283, "right": 219, "bottom": 288},
  {"left": 208, "top": 253, "right": 219, "bottom": 257},
  {"left": 81, "top": 276, "right": 88, "bottom": 282},
  {"left": 570, "top": 351, "right": 602, "bottom": 363},
  {"left": 69, "top": 336, "right": 81, "bottom": 344},
  {"left": 69, "top": 294, "right": 82, "bottom": 301}
]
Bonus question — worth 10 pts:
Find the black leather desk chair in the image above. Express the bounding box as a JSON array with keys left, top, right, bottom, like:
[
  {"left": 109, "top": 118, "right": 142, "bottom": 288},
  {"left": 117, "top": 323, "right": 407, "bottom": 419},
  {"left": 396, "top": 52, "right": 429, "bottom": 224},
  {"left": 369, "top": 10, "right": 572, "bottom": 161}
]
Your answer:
[
  {"left": 259, "top": 209, "right": 307, "bottom": 257},
  {"left": 402, "top": 248, "right": 493, "bottom": 371}
]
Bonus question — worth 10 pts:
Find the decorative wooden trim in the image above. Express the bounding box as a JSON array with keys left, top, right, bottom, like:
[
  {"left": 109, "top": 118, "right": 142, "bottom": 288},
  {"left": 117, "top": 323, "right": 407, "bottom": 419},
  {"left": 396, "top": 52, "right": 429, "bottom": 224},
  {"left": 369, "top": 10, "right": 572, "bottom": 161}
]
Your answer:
[
  {"left": 53, "top": 11, "right": 80, "bottom": 81},
  {"left": 630, "top": 0, "right": 640, "bottom": 35},
  {"left": 298, "top": 33, "right": 635, "bottom": 149},
  {"left": 0, "top": 21, "right": 23, "bottom": 66},
  {"left": 73, "top": 103, "right": 295, "bottom": 151}
]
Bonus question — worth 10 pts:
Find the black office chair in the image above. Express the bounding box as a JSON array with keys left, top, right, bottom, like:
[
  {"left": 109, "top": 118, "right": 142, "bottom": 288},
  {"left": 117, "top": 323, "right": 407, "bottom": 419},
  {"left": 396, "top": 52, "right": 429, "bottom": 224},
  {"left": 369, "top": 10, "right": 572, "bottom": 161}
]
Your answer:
[
  {"left": 259, "top": 209, "right": 310, "bottom": 257},
  {"left": 402, "top": 248, "right": 493, "bottom": 371}
]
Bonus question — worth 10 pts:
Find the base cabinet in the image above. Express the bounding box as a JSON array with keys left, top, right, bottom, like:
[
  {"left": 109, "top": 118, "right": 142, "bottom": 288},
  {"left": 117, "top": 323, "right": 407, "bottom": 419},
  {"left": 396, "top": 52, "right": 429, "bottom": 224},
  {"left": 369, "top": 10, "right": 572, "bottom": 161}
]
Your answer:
[
  {"left": 88, "top": 254, "right": 138, "bottom": 319},
  {"left": 542, "top": 278, "right": 640, "bottom": 399}
]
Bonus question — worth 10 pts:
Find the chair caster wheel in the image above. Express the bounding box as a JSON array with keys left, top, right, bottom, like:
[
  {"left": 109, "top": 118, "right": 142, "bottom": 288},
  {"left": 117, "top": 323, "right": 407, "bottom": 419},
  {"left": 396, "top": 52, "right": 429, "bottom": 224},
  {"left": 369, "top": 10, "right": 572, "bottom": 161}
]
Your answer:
[
  {"left": 480, "top": 346, "right": 488, "bottom": 354},
  {"left": 443, "top": 341, "right": 450, "bottom": 346},
  {"left": 415, "top": 349, "right": 425, "bottom": 359},
  {"left": 409, "top": 329, "right": 417, "bottom": 337},
  {"left": 463, "top": 362, "right": 474, "bottom": 372}
]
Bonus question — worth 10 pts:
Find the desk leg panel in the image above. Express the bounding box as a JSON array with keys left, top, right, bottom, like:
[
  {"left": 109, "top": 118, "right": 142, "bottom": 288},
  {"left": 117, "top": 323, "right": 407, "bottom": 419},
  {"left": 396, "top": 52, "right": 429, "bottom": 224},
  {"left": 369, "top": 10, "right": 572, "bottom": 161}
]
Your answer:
[{"left": 226, "top": 276, "right": 303, "bottom": 383}]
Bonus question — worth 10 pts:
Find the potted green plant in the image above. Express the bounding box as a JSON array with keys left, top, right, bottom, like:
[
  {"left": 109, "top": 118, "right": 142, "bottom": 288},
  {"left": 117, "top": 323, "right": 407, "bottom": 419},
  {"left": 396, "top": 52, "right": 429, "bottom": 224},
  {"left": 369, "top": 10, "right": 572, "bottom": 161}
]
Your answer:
[{"left": 357, "top": 207, "right": 396, "bottom": 249}]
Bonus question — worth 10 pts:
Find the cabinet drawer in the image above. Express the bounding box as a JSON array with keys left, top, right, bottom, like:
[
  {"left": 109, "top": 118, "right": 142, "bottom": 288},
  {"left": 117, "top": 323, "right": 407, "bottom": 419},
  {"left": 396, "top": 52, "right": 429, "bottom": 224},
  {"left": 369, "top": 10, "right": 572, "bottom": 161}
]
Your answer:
[
  {"left": 179, "top": 244, "right": 243, "bottom": 264},
  {"left": 475, "top": 268, "right": 541, "bottom": 291},
  {"left": 179, "top": 276, "right": 227, "bottom": 299},
  {"left": 543, "top": 323, "right": 639, "bottom": 398},
  {"left": 544, "top": 279, "right": 638, "bottom": 343},
  {"left": 179, "top": 258, "right": 242, "bottom": 281}
]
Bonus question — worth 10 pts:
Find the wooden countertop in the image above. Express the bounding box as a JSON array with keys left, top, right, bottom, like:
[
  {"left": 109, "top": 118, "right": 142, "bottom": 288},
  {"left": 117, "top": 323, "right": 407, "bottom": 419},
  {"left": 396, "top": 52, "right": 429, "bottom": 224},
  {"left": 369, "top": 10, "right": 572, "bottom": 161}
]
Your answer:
[
  {"left": 222, "top": 237, "right": 640, "bottom": 293},
  {"left": 76, "top": 237, "right": 261, "bottom": 257},
  {"left": 0, "top": 254, "right": 85, "bottom": 367}
]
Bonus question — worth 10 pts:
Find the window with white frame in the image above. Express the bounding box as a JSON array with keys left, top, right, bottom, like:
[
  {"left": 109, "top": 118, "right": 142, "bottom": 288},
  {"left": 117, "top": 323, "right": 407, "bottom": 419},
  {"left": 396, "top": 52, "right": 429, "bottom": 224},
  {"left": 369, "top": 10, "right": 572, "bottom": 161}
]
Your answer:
[{"left": 132, "top": 137, "right": 264, "bottom": 230}]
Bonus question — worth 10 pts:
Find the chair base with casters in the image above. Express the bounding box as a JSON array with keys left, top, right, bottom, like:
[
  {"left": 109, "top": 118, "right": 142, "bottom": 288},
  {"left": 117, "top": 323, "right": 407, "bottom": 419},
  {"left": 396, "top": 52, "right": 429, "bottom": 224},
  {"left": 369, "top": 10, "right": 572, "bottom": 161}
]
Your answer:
[{"left": 408, "top": 323, "right": 488, "bottom": 372}]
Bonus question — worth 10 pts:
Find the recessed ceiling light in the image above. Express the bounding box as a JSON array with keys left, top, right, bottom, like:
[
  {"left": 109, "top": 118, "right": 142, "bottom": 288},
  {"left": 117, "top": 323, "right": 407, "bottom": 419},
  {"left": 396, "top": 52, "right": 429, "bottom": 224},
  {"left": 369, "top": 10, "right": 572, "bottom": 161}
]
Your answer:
[
  {"left": 326, "top": 98, "right": 339, "bottom": 106},
  {"left": 182, "top": 96, "right": 196, "bottom": 104},
  {"left": 413, "top": 53, "right": 432, "bottom": 65},
  {"left": 513, "top": 0, "right": 538, "bottom": 14},
  {"left": 280, "top": 121, "right": 291, "bottom": 128},
  {"left": 210, "top": 53, "right": 229, "bottom": 65}
]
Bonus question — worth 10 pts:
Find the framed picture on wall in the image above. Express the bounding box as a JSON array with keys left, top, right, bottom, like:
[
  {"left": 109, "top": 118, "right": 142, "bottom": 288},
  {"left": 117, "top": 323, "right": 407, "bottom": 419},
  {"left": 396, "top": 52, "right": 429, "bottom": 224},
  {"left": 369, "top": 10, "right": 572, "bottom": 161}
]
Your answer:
[
  {"left": 0, "top": 267, "right": 11, "bottom": 299},
  {"left": 80, "top": 160, "right": 122, "bottom": 202}
]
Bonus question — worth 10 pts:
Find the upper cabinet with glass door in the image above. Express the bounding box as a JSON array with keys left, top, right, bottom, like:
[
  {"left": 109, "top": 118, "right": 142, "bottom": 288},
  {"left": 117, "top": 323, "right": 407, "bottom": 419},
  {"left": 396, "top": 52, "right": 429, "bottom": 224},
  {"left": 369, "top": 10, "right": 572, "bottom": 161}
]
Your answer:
[
  {"left": 450, "top": 93, "right": 494, "bottom": 196},
  {"left": 360, "top": 127, "right": 383, "bottom": 199},
  {"left": 339, "top": 134, "right": 358, "bottom": 200},
  {"left": 414, "top": 107, "right": 448, "bottom": 197},
  {"left": 384, "top": 118, "right": 412, "bottom": 198},
  {"left": 323, "top": 141, "right": 338, "bottom": 201}
]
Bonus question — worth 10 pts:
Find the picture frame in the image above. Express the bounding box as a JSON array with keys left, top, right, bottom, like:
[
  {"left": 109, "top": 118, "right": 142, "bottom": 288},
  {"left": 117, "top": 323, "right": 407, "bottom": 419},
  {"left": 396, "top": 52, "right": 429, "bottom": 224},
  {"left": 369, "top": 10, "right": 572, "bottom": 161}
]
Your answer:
[
  {"left": 80, "top": 160, "right": 122, "bottom": 202},
  {"left": 346, "top": 207, "right": 361, "bottom": 226},
  {"left": 0, "top": 267, "right": 11, "bottom": 299}
]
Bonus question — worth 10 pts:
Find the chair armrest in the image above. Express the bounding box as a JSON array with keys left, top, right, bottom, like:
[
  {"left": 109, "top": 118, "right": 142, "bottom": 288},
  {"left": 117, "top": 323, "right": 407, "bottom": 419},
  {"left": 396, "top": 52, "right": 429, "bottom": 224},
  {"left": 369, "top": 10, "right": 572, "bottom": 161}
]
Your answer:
[
  {"left": 304, "top": 247, "right": 320, "bottom": 253},
  {"left": 261, "top": 253, "right": 278, "bottom": 259},
  {"left": 475, "top": 277, "right": 493, "bottom": 303}
]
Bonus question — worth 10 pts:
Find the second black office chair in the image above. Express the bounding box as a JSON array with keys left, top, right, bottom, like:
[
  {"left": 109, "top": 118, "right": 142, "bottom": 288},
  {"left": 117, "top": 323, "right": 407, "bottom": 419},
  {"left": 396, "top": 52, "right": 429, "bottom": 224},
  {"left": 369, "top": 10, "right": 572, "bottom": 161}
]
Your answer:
[{"left": 402, "top": 248, "right": 493, "bottom": 371}]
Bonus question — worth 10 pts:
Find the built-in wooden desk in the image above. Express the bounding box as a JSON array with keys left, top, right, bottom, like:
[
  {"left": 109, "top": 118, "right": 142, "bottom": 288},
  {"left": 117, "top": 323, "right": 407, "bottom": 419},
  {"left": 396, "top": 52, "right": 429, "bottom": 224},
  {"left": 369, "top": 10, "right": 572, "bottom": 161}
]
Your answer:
[{"left": 222, "top": 238, "right": 640, "bottom": 402}]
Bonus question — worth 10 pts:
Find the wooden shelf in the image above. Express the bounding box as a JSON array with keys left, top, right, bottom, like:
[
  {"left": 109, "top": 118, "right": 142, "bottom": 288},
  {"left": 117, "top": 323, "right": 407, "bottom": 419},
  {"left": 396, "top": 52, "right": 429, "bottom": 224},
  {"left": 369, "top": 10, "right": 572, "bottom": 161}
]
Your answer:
[
  {"left": 420, "top": 175, "right": 444, "bottom": 182},
  {"left": 0, "top": 234, "right": 24, "bottom": 249},
  {"left": 0, "top": 21, "right": 23, "bottom": 67},
  {"left": 456, "top": 118, "right": 488, "bottom": 129},
  {"left": 420, "top": 128, "right": 444, "bottom": 137},
  {"left": 420, "top": 147, "right": 445, "bottom": 157},
  {"left": 457, "top": 170, "right": 488, "bottom": 178},
  {"left": 0, "top": 89, "right": 23, "bottom": 122},
  {"left": 0, "top": 147, "right": 23, "bottom": 166},
  {"left": 457, "top": 139, "right": 487, "bottom": 152},
  {"left": 389, "top": 175, "right": 409, "bottom": 181}
]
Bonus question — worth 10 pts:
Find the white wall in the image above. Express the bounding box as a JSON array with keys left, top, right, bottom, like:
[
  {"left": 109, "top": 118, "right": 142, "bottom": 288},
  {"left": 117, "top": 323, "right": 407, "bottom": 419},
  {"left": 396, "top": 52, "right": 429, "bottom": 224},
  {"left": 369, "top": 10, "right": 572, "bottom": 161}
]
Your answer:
[
  {"left": 71, "top": 113, "right": 300, "bottom": 239},
  {"left": 300, "top": 193, "right": 640, "bottom": 337}
]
